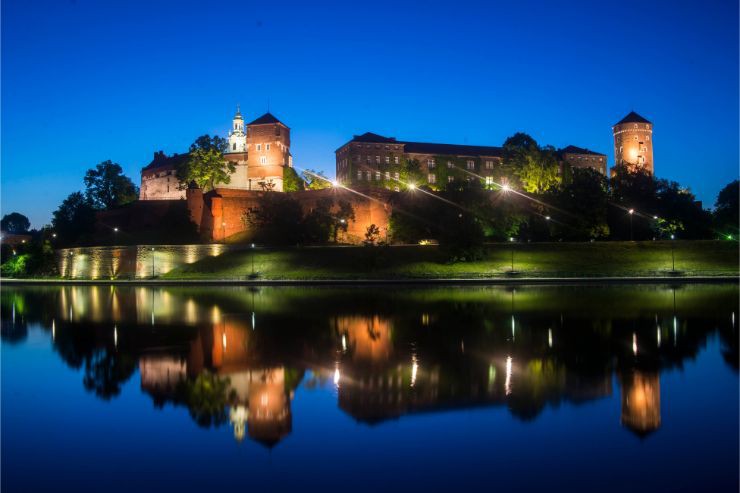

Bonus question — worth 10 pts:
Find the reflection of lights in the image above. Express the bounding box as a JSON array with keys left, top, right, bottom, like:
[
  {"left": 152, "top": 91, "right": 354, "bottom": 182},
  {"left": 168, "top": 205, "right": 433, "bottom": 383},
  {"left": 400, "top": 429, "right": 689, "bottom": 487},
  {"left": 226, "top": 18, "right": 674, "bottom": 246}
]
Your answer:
[
  {"left": 333, "top": 365, "right": 341, "bottom": 387},
  {"left": 732, "top": 312, "right": 735, "bottom": 328},
  {"left": 488, "top": 365, "right": 496, "bottom": 384},
  {"left": 114, "top": 325, "right": 118, "bottom": 348},
  {"left": 657, "top": 327, "right": 661, "bottom": 347},
  {"left": 222, "top": 331, "right": 227, "bottom": 350},
  {"left": 251, "top": 311, "right": 256, "bottom": 331},
  {"left": 52, "top": 319, "right": 56, "bottom": 341},
  {"left": 511, "top": 316, "right": 515, "bottom": 341},
  {"left": 548, "top": 328, "right": 553, "bottom": 348},
  {"left": 260, "top": 393, "right": 269, "bottom": 406},
  {"left": 229, "top": 405, "right": 248, "bottom": 442},
  {"left": 421, "top": 313, "right": 429, "bottom": 326},
  {"left": 632, "top": 333, "right": 637, "bottom": 356},
  {"left": 411, "top": 354, "right": 419, "bottom": 388},
  {"left": 673, "top": 316, "right": 677, "bottom": 346},
  {"left": 12, "top": 303, "right": 15, "bottom": 324},
  {"left": 341, "top": 334, "right": 347, "bottom": 352},
  {"left": 505, "top": 356, "right": 513, "bottom": 395}
]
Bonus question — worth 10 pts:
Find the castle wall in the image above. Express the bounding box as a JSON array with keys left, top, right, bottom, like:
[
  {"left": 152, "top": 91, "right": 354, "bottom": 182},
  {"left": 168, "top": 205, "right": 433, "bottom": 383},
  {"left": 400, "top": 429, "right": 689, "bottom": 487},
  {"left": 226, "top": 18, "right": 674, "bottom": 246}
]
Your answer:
[
  {"left": 140, "top": 168, "right": 186, "bottom": 200},
  {"left": 188, "top": 187, "right": 392, "bottom": 244}
]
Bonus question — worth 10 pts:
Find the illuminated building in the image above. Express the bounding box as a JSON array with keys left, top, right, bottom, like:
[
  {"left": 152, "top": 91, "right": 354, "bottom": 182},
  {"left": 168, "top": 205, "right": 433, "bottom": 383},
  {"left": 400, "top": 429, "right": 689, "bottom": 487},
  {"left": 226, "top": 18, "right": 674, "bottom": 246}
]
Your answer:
[
  {"left": 613, "top": 111, "right": 654, "bottom": 174},
  {"left": 619, "top": 370, "right": 661, "bottom": 436}
]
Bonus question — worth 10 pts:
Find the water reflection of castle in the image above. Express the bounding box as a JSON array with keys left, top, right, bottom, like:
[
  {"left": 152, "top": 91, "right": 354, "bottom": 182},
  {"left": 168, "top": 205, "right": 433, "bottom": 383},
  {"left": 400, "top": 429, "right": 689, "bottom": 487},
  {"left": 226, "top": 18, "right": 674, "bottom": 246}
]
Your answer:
[{"left": 4, "top": 284, "right": 736, "bottom": 446}]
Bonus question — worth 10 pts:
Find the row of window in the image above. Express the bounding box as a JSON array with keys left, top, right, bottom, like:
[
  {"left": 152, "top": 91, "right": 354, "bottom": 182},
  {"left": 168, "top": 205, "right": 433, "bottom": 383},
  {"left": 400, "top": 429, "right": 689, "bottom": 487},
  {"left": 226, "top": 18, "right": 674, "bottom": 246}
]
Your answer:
[{"left": 354, "top": 171, "right": 496, "bottom": 186}]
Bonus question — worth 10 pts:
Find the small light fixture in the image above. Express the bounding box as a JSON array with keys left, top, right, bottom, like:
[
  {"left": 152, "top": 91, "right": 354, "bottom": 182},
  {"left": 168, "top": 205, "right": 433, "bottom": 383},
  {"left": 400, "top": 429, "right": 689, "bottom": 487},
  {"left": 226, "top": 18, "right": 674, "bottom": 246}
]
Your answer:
[
  {"left": 545, "top": 216, "right": 551, "bottom": 221},
  {"left": 628, "top": 209, "right": 634, "bottom": 215},
  {"left": 501, "top": 184, "right": 511, "bottom": 192},
  {"left": 113, "top": 227, "right": 119, "bottom": 232},
  {"left": 408, "top": 183, "right": 417, "bottom": 190}
]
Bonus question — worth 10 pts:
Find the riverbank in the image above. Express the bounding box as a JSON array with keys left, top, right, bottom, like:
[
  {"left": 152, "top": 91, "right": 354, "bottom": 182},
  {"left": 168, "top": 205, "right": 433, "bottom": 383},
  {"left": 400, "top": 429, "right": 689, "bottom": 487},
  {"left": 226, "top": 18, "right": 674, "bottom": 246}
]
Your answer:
[{"left": 3, "top": 241, "right": 737, "bottom": 283}]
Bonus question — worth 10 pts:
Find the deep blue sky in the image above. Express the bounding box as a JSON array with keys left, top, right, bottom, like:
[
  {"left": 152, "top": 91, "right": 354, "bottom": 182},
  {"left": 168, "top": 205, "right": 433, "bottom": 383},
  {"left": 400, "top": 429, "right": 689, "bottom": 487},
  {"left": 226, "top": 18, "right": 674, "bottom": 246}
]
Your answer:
[{"left": 2, "top": 0, "right": 738, "bottom": 228}]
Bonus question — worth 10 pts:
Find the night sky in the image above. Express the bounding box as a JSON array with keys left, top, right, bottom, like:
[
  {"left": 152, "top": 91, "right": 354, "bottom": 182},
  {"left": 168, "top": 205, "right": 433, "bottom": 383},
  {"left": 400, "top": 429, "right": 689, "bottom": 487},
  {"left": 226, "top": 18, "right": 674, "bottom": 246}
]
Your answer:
[{"left": 2, "top": 0, "right": 738, "bottom": 228}]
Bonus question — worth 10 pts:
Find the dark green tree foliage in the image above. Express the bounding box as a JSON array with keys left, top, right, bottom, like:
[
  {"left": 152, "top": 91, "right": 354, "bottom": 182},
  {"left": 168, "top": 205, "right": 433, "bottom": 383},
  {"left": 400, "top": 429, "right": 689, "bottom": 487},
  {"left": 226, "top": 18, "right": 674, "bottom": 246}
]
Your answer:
[
  {"left": 334, "top": 200, "right": 356, "bottom": 242},
  {"left": 51, "top": 192, "right": 97, "bottom": 246},
  {"left": 83, "top": 350, "right": 136, "bottom": 400},
  {"left": 713, "top": 180, "right": 739, "bottom": 237},
  {"left": 177, "top": 135, "right": 234, "bottom": 191},
  {"left": 83, "top": 160, "right": 139, "bottom": 209},
  {"left": 0, "top": 212, "right": 30, "bottom": 233},
  {"left": 175, "top": 372, "right": 235, "bottom": 428},
  {"left": 246, "top": 193, "right": 305, "bottom": 245},
  {"left": 283, "top": 167, "right": 306, "bottom": 192},
  {"left": 502, "top": 133, "right": 561, "bottom": 193},
  {"left": 302, "top": 169, "right": 331, "bottom": 190},
  {"left": 546, "top": 168, "right": 610, "bottom": 240},
  {"left": 303, "top": 197, "right": 335, "bottom": 243}
]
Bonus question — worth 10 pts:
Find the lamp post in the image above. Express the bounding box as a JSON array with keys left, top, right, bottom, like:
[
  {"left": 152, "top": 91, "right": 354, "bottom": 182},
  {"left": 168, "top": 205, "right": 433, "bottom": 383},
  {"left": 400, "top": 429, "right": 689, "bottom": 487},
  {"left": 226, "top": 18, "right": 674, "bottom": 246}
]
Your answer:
[
  {"left": 628, "top": 209, "right": 634, "bottom": 241},
  {"left": 509, "top": 237, "right": 515, "bottom": 273},
  {"left": 151, "top": 247, "right": 155, "bottom": 278},
  {"left": 250, "top": 243, "right": 255, "bottom": 276},
  {"left": 670, "top": 234, "right": 675, "bottom": 272}
]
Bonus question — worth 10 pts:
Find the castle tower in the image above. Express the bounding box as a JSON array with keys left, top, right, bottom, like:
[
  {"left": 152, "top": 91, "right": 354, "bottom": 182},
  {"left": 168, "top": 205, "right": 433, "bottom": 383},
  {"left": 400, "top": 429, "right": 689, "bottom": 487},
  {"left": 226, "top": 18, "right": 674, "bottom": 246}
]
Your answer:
[
  {"left": 227, "top": 105, "right": 247, "bottom": 153},
  {"left": 613, "top": 111, "right": 654, "bottom": 174},
  {"left": 246, "top": 112, "right": 292, "bottom": 191}
]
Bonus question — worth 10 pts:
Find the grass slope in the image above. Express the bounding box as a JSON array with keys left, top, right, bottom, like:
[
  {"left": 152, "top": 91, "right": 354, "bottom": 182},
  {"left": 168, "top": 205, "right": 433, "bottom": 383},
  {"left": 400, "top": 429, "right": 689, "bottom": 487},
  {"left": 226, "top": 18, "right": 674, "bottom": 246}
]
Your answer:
[{"left": 161, "top": 241, "right": 739, "bottom": 280}]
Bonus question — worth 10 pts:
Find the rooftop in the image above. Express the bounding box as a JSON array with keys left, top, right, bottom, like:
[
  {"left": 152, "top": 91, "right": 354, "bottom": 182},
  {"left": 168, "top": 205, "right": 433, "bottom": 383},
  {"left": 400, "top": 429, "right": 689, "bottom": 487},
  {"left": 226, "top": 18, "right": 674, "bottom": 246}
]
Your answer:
[
  {"left": 616, "top": 111, "right": 651, "bottom": 125},
  {"left": 559, "top": 145, "right": 605, "bottom": 157},
  {"left": 344, "top": 133, "right": 503, "bottom": 157},
  {"left": 248, "top": 112, "right": 284, "bottom": 126},
  {"left": 142, "top": 151, "right": 189, "bottom": 171}
]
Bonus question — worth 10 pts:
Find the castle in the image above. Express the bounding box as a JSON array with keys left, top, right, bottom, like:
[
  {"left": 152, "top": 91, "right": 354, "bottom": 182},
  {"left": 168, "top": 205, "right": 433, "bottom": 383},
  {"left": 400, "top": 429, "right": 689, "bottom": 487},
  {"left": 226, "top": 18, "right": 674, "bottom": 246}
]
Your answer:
[
  {"left": 140, "top": 108, "right": 293, "bottom": 200},
  {"left": 136, "top": 109, "right": 652, "bottom": 242}
]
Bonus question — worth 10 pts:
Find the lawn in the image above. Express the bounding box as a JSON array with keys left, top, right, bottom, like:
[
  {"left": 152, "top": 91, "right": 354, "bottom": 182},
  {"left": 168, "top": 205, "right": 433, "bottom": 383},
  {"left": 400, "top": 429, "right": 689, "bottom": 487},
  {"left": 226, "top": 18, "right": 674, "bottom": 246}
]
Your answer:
[{"left": 161, "top": 240, "right": 739, "bottom": 280}]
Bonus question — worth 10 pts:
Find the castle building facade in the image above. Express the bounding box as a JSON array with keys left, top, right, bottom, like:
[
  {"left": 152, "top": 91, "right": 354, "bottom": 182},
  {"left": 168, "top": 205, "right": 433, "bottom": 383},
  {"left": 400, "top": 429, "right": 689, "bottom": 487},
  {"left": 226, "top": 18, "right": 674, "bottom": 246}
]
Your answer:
[
  {"left": 140, "top": 108, "right": 293, "bottom": 200},
  {"left": 613, "top": 111, "right": 654, "bottom": 174},
  {"left": 335, "top": 133, "right": 606, "bottom": 190}
]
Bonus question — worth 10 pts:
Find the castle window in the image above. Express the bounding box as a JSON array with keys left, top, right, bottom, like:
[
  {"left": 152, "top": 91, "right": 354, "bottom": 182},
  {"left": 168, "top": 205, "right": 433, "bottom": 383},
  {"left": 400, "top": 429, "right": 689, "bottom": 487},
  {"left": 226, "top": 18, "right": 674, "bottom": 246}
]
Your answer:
[
  {"left": 394, "top": 156, "right": 399, "bottom": 164},
  {"left": 466, "top": 160, "right": 475, "bottom": 170},
  {"left": 428, "top": 173, "right": 436, "bottom": 184},
  {"left": 357, "top": 170, "right": 362, "bottom": 180},
  {"left": 448, "top": 176, "right": 454, "bottom": 183},
  {"left": 266, "top": 144, "right": 270, "bottom": 151},
  {"left": 394, "top": 172, "right": 399, "bottom": 181},
  {"left": 485, "top": 160, "right": 494, "bottom": 169},
  {"left": 427, "top": 158, "right": 435, "bottom": 168},
  {"left": 376, "top": 171, "right": 381, "bottom": 180},
  {"left": 385, "top": 156, "right": 390, "bottom": 164},
  {"left": 366, "top": 156, "right": 371, "bottom": 163},
  {"left": 447, "top": 161, "right": 453, "bottom": 169},
  {"left": 233, "top": 143, "right": 236, "bottom": 151},
  {"left": 485, "top": 176, "right": 493, "bottom": 186},
  {"left": 385, "top": 171, "right": 390, "bottom": 180},
  {"left": 375, "top": 155, "right": 380, "bottom": 164},
  {"left": 260, "top": 156, "right": 267, "bottom": 164},
  {"left": 257, "top": 144, "right": 262, "bottom": 151}
]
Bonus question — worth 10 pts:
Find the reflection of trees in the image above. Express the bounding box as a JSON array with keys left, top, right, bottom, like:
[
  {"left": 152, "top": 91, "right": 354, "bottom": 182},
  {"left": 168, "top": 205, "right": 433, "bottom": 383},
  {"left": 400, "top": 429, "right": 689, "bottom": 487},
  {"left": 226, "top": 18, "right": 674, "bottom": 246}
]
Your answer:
[
  {"left": 83, "top": 349, "right": 136, "bottom": 399},
  {"left": 175, "top": 372, "right": 236, "bottom": 428}
]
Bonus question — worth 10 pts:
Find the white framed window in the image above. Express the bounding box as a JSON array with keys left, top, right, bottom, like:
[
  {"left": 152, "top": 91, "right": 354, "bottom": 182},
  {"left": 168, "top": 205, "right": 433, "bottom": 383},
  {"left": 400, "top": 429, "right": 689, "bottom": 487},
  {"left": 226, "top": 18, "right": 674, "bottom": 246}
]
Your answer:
[
  {"left": 448, "top": 176, "right": 454, "bottom": 183},
  {"left": 375, "top": 155, "right": 380, "bottom": 164},
  {"left": 485, "top": 160, "right": 494, "bottom": 169},
  {"left": 385, "top": 171, "right": 390, "bottom": 180},
  {"left": 376, "top": 171, "right": 381, "bottom": 180},
  {"left": 260, "top": 156, "right": 267, "bottom": 164},
  {"left": 428, "top": 173, "right": 436, "bottom": 184},
  {"left": 467, "top": 160, "right": 475, "bottom": 170},
  {"left": 427, "top": 158, "right": 435, "bottom": 168},
  {"left": 447, "top": 161, "right": 453, "bottom": 169},
  {"left": 394, "top": 172, "right": 399, "bottom": 181},
  {"left": 394, "top": 156, "right": 399, "bottom": 164},
  {"left": 256, "top": 144, "right": 262, "bottom": 151},
  {"left": 357, "top": 170, "right": 363, "bottom": 180},
  {"left": 266, "top": 143, "right": 270, "bottom": 151},
  {"left": 385, "top": 155, "right": 390, "bottom": 164},
  {"left": 485, "top": 176, "right": 493, "bottom": 185}
]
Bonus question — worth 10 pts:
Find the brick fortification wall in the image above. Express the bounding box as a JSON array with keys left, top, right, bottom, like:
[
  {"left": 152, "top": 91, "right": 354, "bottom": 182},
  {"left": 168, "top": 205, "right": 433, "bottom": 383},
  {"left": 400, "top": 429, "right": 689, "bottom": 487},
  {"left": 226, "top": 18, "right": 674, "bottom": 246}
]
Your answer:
[{"left": 187, "top": 187, "right": 392, "bottom": 244}]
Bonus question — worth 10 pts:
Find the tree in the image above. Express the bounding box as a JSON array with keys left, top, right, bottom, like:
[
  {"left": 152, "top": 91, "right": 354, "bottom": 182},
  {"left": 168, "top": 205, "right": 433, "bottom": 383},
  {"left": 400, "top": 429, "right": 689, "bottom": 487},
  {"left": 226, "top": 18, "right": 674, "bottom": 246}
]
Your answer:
[
  {"left": 0, "top": 212, "right": 30, "bottom": 233},
  {"left": 334, "top": 200, "right": 355, "bottom": 242},
  {"left": 176, "top": 135, "right": 235, "bottom": 191},
  {"left": 714, "top": 180, "right": 739, "bottom": 237},
  {"left": 515, "top": 146, "right": 561, "bottom": 193},
  {"left": 364, "top": 224, "right": 381, "bottom": 245},
  {"left": 284, "top": 167, "right": 306, "bottom": 192},
  {"left": 51, "top": 192, "right": 97, "bottom": 246},
  {"left": 243, "top": 193, "right": 305, "bottom": 245},
  {"left": 83, "top": 160, "right": 138, "bottom": 210},
  {"left": 302, "top": 169, "right": 332, "bottom": 190},
  {"left": 303, "top": 198, "right": 335, "bottom": 243},
  {"left": 547, "top": 168, "right": 609, "bottom": 240}
]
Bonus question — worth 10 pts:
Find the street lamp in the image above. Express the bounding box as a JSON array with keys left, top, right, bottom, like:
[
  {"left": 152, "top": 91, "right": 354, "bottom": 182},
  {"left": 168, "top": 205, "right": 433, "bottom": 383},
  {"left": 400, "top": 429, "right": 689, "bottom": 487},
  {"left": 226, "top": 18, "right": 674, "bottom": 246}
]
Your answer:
[
  {"left": 113, "top": 227, "right": 119, "bottom": 232},
  {"left": 670, "top": 234, "right": 675, "bottom": 272},
  {"left": 501, "top": 183, "right": 511, "bottom": 193},
  {"left": 150, "top": 247, "right": 156, "bottom": 278},
  {"left": 250, "top": 243, "right": 256, "bottom": 276},
  {"left": 509, "top": 237, "right": 516, "bottom": 273},
  {"left": 628, "top": 209, "right": 635, "bottom": 241},
  {"left": 408, "top": 183, "right": 417, "bottom": 191}
]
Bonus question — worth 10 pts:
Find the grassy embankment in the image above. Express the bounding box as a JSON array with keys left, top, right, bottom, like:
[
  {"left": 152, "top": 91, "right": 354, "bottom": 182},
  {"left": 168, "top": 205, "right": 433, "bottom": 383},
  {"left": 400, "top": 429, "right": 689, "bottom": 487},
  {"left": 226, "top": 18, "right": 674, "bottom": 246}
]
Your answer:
[{"left": 161, "top": 240, "right": 739, "bottom": 280}]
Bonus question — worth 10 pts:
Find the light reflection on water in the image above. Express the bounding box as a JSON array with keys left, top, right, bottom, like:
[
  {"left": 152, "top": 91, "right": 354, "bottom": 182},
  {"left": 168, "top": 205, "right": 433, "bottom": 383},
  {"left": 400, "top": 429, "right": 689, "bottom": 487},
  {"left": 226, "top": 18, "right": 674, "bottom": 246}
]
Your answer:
[{"left": 1, "top": 284, "right": 738, "bottom": 492}]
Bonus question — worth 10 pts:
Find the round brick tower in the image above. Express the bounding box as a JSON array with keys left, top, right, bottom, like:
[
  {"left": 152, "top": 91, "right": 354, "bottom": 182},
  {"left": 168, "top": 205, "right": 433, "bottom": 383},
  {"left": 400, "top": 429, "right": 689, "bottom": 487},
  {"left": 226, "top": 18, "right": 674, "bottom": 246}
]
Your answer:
[{"left": 613, "top": 111, "right": 654, "bottom": 174}]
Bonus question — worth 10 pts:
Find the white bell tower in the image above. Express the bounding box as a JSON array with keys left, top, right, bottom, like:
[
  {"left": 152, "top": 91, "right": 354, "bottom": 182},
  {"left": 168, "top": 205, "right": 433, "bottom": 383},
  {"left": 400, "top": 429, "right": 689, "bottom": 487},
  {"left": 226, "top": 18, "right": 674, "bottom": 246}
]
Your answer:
[{"left": 227, "top": 105, "right": 246, "bottom": 153}]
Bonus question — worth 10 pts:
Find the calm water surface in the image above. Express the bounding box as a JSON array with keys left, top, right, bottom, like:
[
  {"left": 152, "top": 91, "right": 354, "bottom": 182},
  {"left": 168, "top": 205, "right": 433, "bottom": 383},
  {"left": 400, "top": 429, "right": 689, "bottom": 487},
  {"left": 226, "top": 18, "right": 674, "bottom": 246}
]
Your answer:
[{"left": 2, "top": 284, "right": 738, "bottom": 492}]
